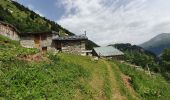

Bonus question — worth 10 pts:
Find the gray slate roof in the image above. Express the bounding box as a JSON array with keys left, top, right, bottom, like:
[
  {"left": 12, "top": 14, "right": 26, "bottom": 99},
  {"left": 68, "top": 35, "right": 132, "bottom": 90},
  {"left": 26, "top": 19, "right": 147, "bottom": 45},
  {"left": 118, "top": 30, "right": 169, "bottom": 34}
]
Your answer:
[
  {"left": 93, "top": 46, "right": 124, "bottom": 57},
  {"left": 53, "top": 34, "right": 88, "bottom": 41}
]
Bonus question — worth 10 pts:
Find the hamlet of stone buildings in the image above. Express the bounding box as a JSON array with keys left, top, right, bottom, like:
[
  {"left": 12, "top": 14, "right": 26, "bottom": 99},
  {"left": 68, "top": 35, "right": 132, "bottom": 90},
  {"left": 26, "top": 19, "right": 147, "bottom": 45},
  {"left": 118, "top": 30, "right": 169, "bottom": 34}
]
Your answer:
[
  {"left": 0, "top": 21, "right": 124, "bottom": 58},
  {"left": 0, "top": 21, "right": 88, "bottom": 55}
]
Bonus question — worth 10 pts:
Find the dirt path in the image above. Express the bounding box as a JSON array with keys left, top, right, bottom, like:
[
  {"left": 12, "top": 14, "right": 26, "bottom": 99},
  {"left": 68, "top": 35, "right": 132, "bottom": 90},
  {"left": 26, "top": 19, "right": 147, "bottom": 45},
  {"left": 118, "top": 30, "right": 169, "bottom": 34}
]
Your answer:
[
  {"left": 103, "top": 60, "right": 122, "bottom": 100},
  {"left": 112, "top": 62, "right": 140, "bottom": 100},
  {"left": 89, "top": 67, "right": 105, "bottom": 100},
  {"left": 75, "top": 59, "right": 139, "bottom": 100}
]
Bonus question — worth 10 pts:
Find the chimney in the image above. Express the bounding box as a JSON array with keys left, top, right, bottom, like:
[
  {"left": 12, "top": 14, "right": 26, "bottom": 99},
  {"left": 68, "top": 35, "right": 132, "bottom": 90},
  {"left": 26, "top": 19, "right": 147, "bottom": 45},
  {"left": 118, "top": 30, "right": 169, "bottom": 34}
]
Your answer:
[{"left": 84, "top": 31, "right": 86, "bottom": 36}]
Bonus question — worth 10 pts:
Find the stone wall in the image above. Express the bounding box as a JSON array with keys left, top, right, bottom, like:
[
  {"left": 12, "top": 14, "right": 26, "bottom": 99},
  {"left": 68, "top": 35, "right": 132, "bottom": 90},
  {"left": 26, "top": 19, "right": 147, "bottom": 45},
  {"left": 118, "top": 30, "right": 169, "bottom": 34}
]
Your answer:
[
  {"left": 20, "top": 35, "right": 35, "bottom": 48},
  {"left": 41, "top": 35, "right": 51, "bottom": 47},
  {"left": 20, "top": 34, "right": 56, "bottom": 51},
  {"left": 0, "top": 23, "right": 19, "bottom": 40},
  {"left": 42, "top": 34, "right": 57, "bottom": 52},
  {"left": 61, "top": 40, "right": 86, "bottom": 55}
]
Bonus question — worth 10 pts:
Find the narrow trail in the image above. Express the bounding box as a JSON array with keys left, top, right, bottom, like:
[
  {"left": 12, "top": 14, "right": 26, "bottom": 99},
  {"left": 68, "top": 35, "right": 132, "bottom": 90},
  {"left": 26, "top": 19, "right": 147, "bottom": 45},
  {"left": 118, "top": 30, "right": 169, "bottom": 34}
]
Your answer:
[
  {"left": 89, "top": 67, "right": 105, "bottom": 100},
  {"left": 103, "top": 60, "right": 122, "bottom": 100},
  {"left": 112, "top": 62, "right": 140, "bottom": 100}
]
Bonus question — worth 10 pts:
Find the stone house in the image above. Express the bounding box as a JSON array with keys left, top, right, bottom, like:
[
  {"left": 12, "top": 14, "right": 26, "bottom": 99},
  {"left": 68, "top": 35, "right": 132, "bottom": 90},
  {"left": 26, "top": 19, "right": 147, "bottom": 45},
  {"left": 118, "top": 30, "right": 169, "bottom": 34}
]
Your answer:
[
  {"left": 20, "top": 31, "right": 58, "bottom": 51},
  {"left": 0, "top": 21, "right": 20, "bottom": 41},
  {"left": 53, "top": 35, "right": 88, "bottom": 55}
]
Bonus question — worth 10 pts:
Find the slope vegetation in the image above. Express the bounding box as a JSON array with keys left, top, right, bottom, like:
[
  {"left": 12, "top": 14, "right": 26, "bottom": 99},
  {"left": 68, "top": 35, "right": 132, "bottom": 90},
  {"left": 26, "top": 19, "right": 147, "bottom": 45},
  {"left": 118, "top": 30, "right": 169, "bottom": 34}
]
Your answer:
[
  {"left": 0, "top": 35, "right": 133, "bottom": 99},
  {"left": 1, "top": 35, "right": 170, "bottom": 100},
  {"left": 114, "top": 61, "right": 170, "bottom": 100}
]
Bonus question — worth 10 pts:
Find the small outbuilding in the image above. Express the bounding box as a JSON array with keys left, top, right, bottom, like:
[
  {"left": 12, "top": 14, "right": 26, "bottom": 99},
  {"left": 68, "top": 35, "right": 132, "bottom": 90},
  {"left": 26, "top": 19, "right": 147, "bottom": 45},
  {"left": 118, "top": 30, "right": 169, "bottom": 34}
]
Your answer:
[
  {"left": 92, "top": 46, "right": 124, "bottom": 60},
  {"left": 53, "top": 35, "right": 88, "bottom": 55},
  {"left": 20, "top": 31, "right": 58, "bottom": 51}
]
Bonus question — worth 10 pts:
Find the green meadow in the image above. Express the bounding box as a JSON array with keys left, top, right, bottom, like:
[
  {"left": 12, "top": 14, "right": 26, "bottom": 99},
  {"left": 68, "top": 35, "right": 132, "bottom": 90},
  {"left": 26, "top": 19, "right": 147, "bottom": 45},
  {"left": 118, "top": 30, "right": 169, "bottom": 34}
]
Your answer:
[{"left": 0, "top": 35, "right": 170, "bottom": 100}]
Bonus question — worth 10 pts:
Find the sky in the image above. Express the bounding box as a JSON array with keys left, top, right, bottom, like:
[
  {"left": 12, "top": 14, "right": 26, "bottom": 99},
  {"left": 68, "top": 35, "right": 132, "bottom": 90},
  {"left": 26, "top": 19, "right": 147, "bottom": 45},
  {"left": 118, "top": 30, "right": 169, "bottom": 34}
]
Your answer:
[{"left": 14, "top": 0, "right": 170, "bottom": 46}]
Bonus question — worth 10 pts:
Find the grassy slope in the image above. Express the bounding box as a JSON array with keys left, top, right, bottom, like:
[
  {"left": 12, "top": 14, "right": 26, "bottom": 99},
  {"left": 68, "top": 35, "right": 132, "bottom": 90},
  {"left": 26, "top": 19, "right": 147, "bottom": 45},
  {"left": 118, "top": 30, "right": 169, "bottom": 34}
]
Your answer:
[
  {"left": 114, "top": 61, "right": 170, "bottom": 100},
  {"left": 0, "top": 35, "right": 170, "bottom": 100},
  {"left": 109, "top": 62, "right": 139, "bottom": 100},
  {"left": 0, "top": 35, "right": 114, "bottom": 99}
]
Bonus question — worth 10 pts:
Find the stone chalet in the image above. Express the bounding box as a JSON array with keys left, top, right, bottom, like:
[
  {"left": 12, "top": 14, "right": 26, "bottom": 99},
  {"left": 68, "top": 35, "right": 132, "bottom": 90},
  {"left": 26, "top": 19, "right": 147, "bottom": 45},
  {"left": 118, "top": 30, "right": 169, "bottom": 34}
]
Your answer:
[
  {"left": 0, "top": 21, "right": 88, "bottom": 55},
  {"left": 53, "top": 35, "right": 87, "bottom": 55},
  {"left": 20, "top": 31, "right": 58, "bottom": 51}
]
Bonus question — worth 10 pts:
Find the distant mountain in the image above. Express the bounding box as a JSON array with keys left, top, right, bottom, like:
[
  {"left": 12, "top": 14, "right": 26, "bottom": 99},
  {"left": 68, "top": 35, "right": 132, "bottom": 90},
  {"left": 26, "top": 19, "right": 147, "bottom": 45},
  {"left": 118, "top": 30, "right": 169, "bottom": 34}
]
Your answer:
[
  {"left": 110, "top": 43, "right": 158, "bottom": 68},
  {"left": 0, "top": 0, "right": 98, "bottom": 49},
  {"left": 140, "top": 33, "right": 170, "bottom": 56},
  {"left": 111, "top": 43, "right": 156, "bottom": 57}
]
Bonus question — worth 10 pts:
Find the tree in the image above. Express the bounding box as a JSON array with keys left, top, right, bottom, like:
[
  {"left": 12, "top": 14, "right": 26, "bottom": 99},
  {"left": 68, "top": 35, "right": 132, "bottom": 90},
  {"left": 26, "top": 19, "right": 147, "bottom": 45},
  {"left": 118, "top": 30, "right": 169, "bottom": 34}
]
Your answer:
[
  {"left": 161, "top": 48, "right": 170, "bottom": 62},
  {"left": 161, "top": 48, "right": 170, "bottom": 71}
]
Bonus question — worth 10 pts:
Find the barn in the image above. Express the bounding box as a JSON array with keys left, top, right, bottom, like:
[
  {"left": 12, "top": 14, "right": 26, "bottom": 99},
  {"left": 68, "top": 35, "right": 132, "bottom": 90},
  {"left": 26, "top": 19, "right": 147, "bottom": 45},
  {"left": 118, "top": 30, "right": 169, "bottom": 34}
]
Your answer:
[{"left": 92, "top": 46, "right": 124, "bottom": 60}]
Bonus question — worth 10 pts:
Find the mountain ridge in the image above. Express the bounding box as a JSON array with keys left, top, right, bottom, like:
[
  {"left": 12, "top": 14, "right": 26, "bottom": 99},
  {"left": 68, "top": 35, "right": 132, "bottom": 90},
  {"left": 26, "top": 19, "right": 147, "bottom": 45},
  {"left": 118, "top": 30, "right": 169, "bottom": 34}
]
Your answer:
[{"left": 140, "top": 33, "right": 170, "bottom": 55}]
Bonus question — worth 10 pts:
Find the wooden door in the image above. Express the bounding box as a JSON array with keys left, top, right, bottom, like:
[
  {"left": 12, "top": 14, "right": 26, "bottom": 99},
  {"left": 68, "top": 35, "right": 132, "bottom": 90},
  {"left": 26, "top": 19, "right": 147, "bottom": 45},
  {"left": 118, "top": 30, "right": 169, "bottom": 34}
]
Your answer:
[
  {"left": 34, "top": 35, "right": 40, "bottom": 48},
  {"left": 56, "top": 41, "right": 61, "bottom": 50}
]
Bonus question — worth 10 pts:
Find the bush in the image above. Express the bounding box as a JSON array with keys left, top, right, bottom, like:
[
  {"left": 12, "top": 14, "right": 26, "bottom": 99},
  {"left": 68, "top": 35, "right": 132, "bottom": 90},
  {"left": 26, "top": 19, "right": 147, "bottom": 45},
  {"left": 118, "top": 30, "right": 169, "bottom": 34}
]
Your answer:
[
  {"left": 162, "top": 61, "right": 170, "bottom": 71},
  {"left": 161, "top": 48, "right": 170, "bottom": 62}
]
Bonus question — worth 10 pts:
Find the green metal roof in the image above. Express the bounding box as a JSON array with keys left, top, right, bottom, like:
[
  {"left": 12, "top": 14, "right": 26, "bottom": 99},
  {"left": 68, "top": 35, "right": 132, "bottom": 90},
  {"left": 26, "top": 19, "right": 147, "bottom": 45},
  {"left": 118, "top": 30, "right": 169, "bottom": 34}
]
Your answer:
[{"left": 93, "top": 46, "right": 124, "bottom": 57}]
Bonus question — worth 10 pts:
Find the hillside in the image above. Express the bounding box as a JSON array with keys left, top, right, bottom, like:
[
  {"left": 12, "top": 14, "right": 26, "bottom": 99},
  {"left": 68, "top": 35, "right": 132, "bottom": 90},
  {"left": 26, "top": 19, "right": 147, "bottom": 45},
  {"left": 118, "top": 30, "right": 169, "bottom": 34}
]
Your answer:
[
  {"left": 0, "top": 34, "right": 135, "bottom": 99},
  {"left": 1, "top": 35, "right": 170, "bottom": 99},
  {"left": 0, "top": 0, "right": 98, "bottom": 49},
  {"left": 113, "top": 43, "right": 156, "bottom": 57},
  {"left": 140, "top": 33, "right": 170, "bottom": 56},
  {"left": 109, "top": 43, "right": 160, "bottom": 72}
]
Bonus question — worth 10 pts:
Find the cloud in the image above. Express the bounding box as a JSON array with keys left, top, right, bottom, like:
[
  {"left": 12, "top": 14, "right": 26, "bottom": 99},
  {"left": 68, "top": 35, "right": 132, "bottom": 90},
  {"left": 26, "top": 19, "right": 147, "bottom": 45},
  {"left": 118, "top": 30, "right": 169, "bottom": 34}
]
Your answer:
[
  {"left": 27, "top": 4, "right": 44, "bottom": 17},
  {"left": 56, "top": 0, "right": 170, "bottom": 45},
  {"left": 34, "top": 10, "right": 44, "bottom": 17}
]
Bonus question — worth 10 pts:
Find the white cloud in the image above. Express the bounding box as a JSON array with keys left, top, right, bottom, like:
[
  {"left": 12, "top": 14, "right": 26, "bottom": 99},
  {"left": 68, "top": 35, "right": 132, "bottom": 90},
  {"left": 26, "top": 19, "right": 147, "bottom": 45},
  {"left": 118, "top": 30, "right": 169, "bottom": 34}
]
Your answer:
[
  {"left": 57, "top": 0, "right": 170, "bottom": 45},
  {"left": 27, "top": 4, "right": 44, "bottom": 17},
  {"left": 34, "top": 10, "right": 44, "bottom": 17}
]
